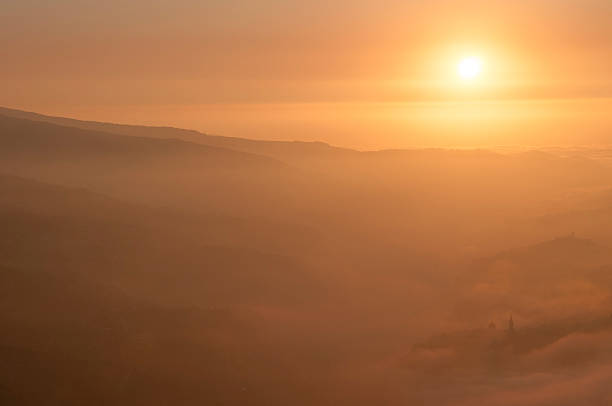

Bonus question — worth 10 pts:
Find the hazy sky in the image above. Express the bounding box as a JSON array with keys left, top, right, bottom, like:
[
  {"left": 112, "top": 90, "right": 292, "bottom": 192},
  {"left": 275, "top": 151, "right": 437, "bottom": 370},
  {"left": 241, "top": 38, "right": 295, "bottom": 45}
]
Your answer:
[{"left": 2, "top": 0, "right": 611, "bottom": 148}]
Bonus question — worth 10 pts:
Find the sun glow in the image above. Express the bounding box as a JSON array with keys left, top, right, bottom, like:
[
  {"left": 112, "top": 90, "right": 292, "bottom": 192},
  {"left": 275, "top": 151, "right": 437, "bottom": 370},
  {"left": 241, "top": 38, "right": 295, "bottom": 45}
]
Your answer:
[{"left": 457, "top": 57, "right": 483, "bottom": 80}]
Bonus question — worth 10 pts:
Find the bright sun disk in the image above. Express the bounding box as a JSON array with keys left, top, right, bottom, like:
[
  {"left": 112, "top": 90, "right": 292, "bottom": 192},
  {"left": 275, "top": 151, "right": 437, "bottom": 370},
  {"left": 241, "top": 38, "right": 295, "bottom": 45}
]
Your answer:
[{"left": 457, "top": 57, "right": 483, "bottom": 80}]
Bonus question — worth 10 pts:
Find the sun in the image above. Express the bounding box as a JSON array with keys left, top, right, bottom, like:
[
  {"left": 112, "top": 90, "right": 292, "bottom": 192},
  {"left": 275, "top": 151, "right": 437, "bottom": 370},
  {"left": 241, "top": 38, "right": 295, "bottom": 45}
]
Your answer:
[{"left": 457, "top": 57, "right": 483, "bottom": 80}]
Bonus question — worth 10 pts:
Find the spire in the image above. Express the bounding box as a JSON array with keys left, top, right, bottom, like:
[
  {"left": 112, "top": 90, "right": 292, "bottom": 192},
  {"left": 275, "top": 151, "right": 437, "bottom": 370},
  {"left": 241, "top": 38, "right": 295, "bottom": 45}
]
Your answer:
[{"left": 508, "top": 314, "right": 515, "bottom": 334}]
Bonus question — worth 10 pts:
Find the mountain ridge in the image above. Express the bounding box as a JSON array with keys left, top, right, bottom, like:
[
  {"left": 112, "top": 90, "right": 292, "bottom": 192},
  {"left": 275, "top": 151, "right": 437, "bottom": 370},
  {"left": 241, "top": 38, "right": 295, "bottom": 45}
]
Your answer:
[{"left": 0, "top": 106, "right": 356, "bottom": 161}]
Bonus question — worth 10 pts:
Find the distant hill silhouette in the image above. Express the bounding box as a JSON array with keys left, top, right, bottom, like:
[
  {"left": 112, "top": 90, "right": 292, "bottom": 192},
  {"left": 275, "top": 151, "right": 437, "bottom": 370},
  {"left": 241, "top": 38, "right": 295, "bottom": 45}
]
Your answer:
[
  {"left": 0, "top": 114, "right": 314, "bottom": 218},
  {"left": 481, "top": 234, "right": 610, "bottom": 267},
  {"left": 0, "top": 106, "right": 357, "bottom": 163},
  {"left": 0, "top": 114, "right": 283, "bottom": 168}
]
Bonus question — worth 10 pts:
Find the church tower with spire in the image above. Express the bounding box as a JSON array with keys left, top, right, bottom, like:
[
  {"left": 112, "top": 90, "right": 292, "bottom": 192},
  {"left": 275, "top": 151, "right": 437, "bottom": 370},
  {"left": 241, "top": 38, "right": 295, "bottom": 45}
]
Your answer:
[{"left": 508, "top": 315, "right": 515, "bottom": 336}]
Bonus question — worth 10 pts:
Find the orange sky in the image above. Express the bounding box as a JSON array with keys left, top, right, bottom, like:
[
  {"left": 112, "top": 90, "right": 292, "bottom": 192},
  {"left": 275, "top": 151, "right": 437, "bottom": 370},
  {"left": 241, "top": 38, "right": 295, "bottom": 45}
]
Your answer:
[{"left": 2, "top": 0, "right": 611, "bottom": 148}]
